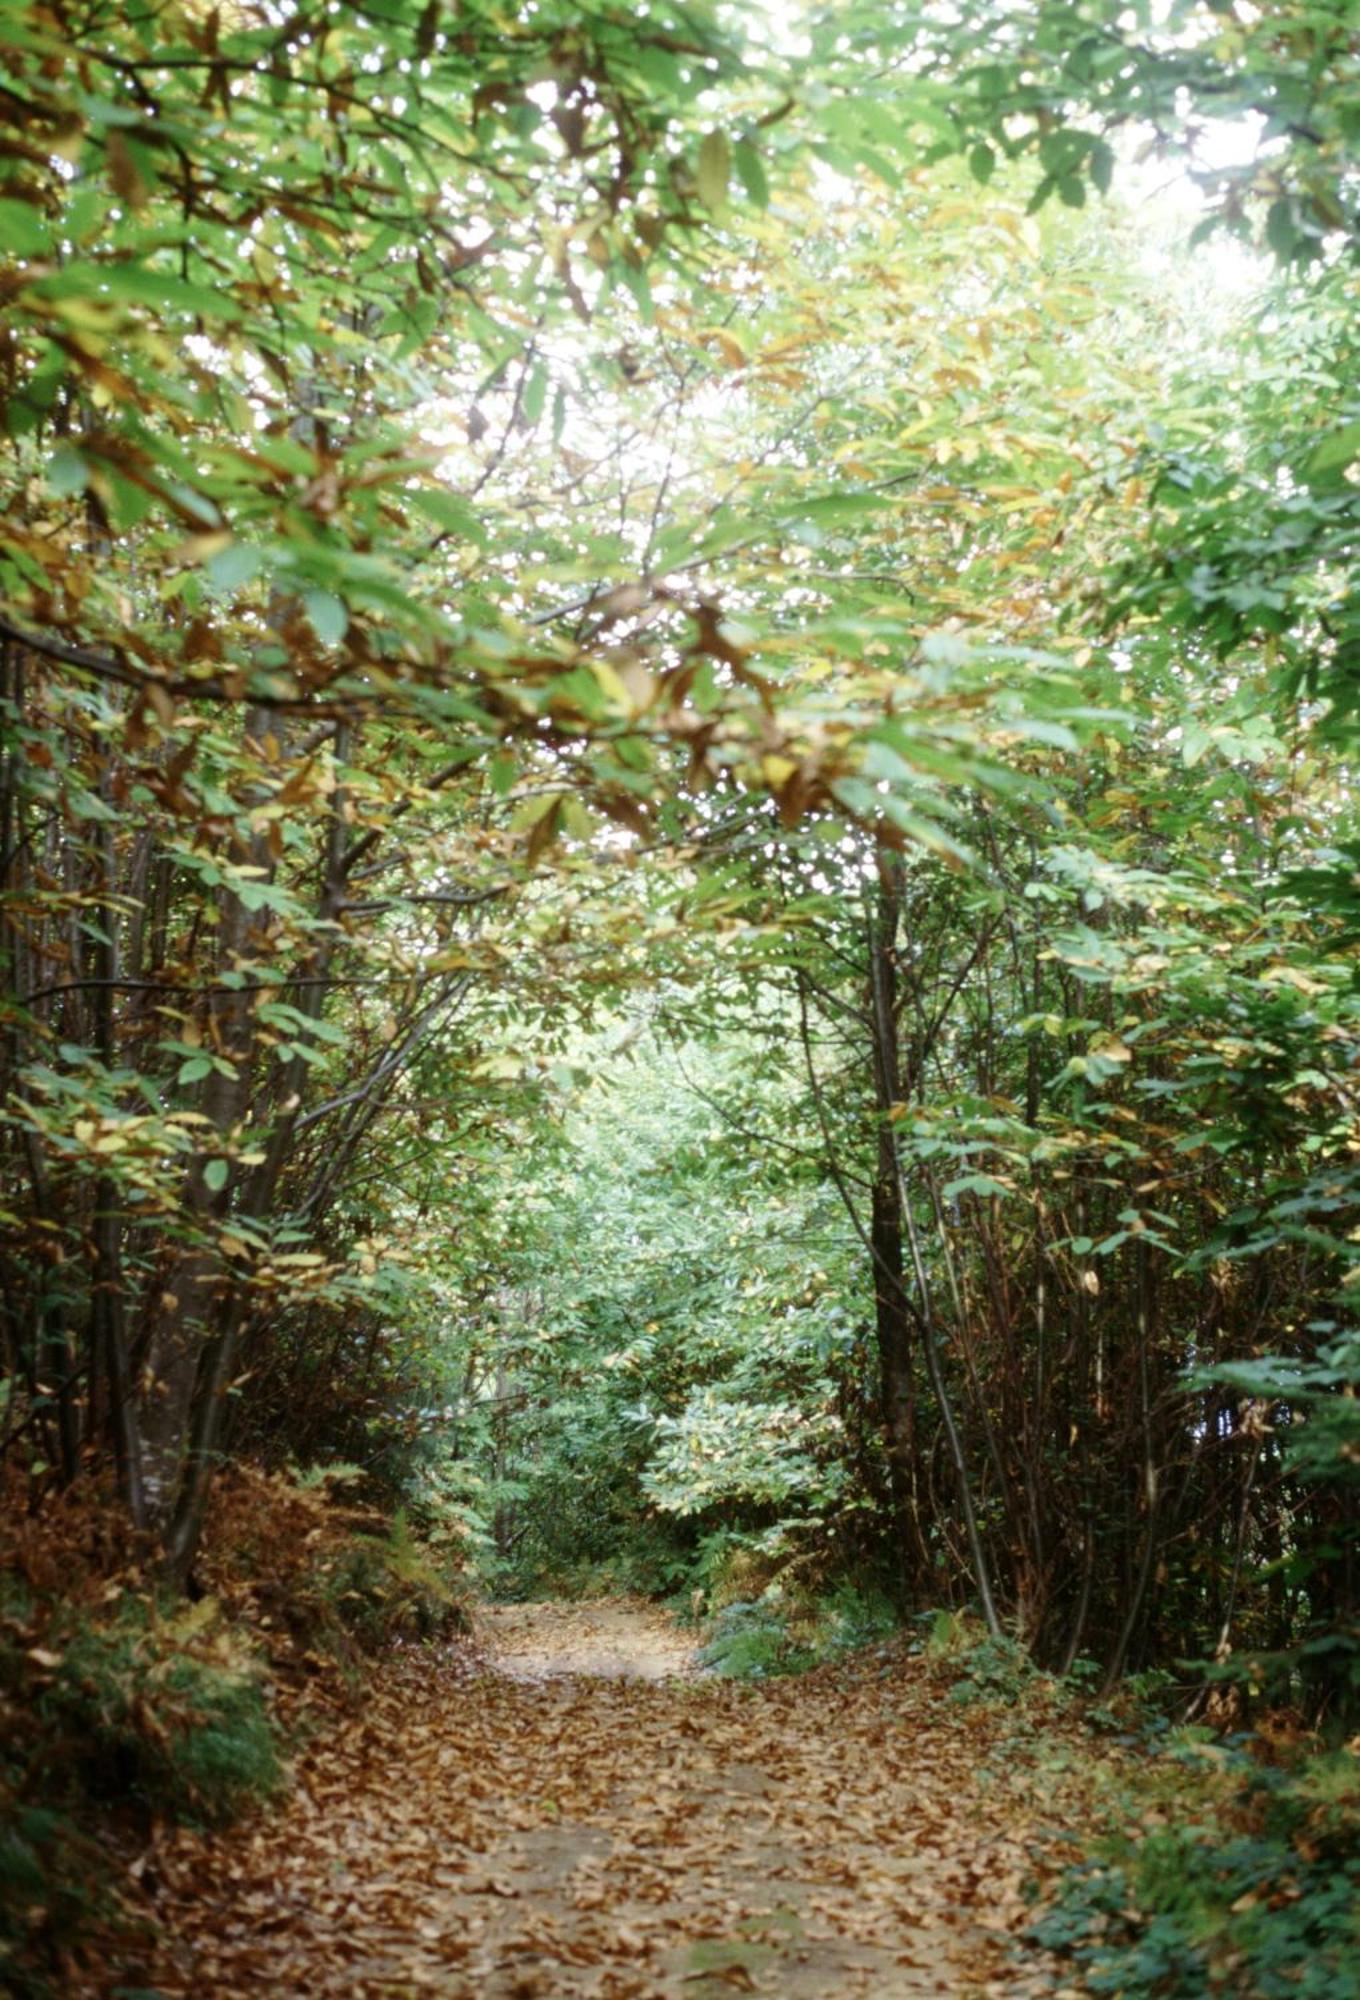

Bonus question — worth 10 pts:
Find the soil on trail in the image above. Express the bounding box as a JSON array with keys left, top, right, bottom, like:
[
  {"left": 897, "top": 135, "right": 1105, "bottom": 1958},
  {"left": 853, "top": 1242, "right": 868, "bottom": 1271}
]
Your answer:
[
  {"left": 482, "top": 1598, "right": 701, "bottom": 1682},
  {"left": 133, "top": 1601, "right": 1076, "bottom": 1999}
]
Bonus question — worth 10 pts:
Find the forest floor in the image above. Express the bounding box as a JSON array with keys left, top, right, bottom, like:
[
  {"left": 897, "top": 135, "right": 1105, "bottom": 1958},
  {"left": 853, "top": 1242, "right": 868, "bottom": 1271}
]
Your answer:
[{"left": 128, "top": 1599, "right": 1094, "bottom": 1999}]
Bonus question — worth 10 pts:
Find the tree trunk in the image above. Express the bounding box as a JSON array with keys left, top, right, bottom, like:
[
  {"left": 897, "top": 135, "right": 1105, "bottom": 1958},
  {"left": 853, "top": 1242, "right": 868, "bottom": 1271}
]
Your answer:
[
  {"left": 868, "top": 850, "right": 1001, "bottom": 1638},
  {"left": 865, "top": 861, "right": 931, "bottom": 1595}
]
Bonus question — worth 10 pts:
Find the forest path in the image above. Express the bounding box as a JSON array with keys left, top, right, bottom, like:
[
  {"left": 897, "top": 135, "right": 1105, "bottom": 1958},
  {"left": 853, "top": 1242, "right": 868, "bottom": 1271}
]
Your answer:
[
  {"left": 481, "top": 1597, "right": 701, "bottom": 1682},
  {"left": 140, "top": 1601, "right": 1074, "bottom": 1999}
]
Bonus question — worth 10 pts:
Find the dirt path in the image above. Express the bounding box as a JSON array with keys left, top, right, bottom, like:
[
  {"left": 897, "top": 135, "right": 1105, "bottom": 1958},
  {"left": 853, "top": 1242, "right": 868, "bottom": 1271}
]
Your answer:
[
  {"left": 481, "top": 1599, "right": 701, "bottom": 1682},
  {"left": 135, "top": 1601, "right": 1075, "bottom": 1998}
]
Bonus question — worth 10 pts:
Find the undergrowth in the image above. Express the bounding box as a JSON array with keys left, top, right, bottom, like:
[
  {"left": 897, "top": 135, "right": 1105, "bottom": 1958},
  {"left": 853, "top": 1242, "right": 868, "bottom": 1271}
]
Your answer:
[
  {"left": 20, "top": 1591, "right": 282, "bottom": 1821},
  {"left": 0, "top": 1465, "right": 469, "bottom": 1998},
  {"left": 1029, "top": 1734, "right": 1360, "bottom": 1998},
  {"left": 483, "top": 1516, "right": 702, "bottom": 1604},
  {"left": 697, "top": 1582, "right": 900, "bottom": 1678},
  {"left": 911, "top": 1611, "right": 1360, "bottom": 1994},
  {"left": 917, "top": 1608, "right": 1038, "bottom": 1704}
]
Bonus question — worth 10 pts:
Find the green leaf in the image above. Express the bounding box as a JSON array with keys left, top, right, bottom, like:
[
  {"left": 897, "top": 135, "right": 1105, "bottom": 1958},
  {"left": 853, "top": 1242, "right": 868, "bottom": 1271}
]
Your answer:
[
  {"left": 734, "top": 139, "right": 769, "bottom": 208},
  {"left": 1266, "top": 197, "right": 1295, "bottom": 261},
  {"left": 408, "top": 488, "right": 488, "bottom": 545},
  {"left": 0, "top": 197, "right": 51, "bottom": 257},
  {"left": 1304, "top": 422, "right": 1360, "bottom": 482},
  {"left": 204, "top": 1158, "right": 230, "bottom": 1192},
  {"left": 969, "top": 143, "right": 995, "bottom": 185},
  {"left": 521, "top": 361, "right": 548, "bottom": 427},
  {"left": 177, "top": 1055, "right": 214, "bottom": 1085},
  {"left": 79, "top": 264, "right": 243, "bottom": 320},
  {"left": 46, "top": 446, "right": 89, "bottom": 497},
  {"left": 786, "top": 489, "right": 893, "bottom": 528},
  {"left": 697, "top": 130, "right": 732, "bottom": 214},
  {"left": 618, "top": 259, "right": 654, "bottom": 322},
  {"left": 206, "top": 541, "right": 264, "bottom": 593},
  {"left": 943, "top": 1171, "right": 1012, "bottom": 1200},
  {"left": 856, "top": 146, "right": 901, "bottom": 189},
  {"left": 304, "top": 588, "right": 348, "bottom": 647}
]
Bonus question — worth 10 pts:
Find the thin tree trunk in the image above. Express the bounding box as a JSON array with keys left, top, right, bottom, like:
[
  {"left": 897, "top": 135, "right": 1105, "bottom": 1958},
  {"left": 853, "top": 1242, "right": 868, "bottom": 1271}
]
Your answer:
[
  {"left": 1102, "top": 1240, "right": 1161, "bottom": 1687},
  {"left": 869, "top": 852, "right": 1001, "bottom": 1639},
  {"left": 864, "top": 863, "right": 932, "bottom": 1596},
  {"left": 92, "top": 805, "right": 147, "bottom": 1523}
]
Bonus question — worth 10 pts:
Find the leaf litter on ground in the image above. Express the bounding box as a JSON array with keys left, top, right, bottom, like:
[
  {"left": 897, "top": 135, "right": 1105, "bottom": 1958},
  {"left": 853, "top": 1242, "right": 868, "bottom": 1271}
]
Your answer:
[{"left": 98, "top": 1600, "right": 1093, "bottom": 1998}]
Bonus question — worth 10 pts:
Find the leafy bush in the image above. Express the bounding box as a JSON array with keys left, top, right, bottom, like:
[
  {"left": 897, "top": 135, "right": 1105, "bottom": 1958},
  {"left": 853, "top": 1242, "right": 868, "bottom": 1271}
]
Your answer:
[
  {"left": 0, "top": 1586, "right": 279, "bottom": 1995},
  {"left": 200, "top": 1466, "right": 471, "bottom": 1665},
  {"left": 1031, "top": 1744, "right": 1360, "bottom": 1996},
  {"left": 1197, "top": 1327, "right": 1360, "bottom": 1722},
  {"left": 918, "top": 1609, "right": 1038, "bottom": 1704},
  {"left": 814, "top": 1581, "right": 900, "bottom": 1652},
  {"left": 0, "top": 1800, "right": 115, "bottom": 1999},
  {"left": 320, "top": 1511, "right": 469, "bottom": 1649},
  {"left": 0, "top": 1466, "right": 470, "bottom": 1994},
  {"left": 699, "top": 1583, "right": 900, "bottom": 1679},
  {"left": 700, "top": 1597, "right": 813, "bottom": 1678},
  {"left": 40, "top": 1599, "right": 281, "bottom": 1822},
  {"left": 488, "top": 1516, "right": 703, "bottom": 1605},
  {"left": 1067, "top": 1659, "right": 1182, "bottom": 1739}
]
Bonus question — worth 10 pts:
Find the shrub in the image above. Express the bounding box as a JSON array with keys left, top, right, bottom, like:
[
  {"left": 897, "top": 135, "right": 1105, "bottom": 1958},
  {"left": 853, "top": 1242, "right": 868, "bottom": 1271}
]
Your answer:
[
  {"left": 1030, "top": 1742, "right": 1360, "bottom": 1996},
  {"left": 40, "top": 1597, "right": 281, "bottom": 1822},
  {"left": 699, "top": 1596, "right": 812, "bottom": 1678},
  {"left": 199, "top": 1465, "right": 471, "bottom": 1667},
  {"left": 698, "top": 1582, "right": 901, "bottom": 1679},
  {"left": 918, "top": 1609, "right": 1037, "bottom": 1704},
  {"left": 0, "top": 1586, "right": 279, "bottom": 1995},
  {"left": 320, "top": 1510, "right": 469, "bottom": 1648},
  {"left": 0, "top": 1799, "right": 116, "bottom": 2000},
  {"left": 0, "top": 1464, "right": 471, "bottom": 1994}
]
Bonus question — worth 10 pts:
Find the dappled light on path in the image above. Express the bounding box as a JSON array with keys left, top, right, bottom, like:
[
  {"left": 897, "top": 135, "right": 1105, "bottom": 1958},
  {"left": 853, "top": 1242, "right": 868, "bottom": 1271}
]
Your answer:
[{"left": 133, "top": 1601, "right": 1073, "bottom": 1998}]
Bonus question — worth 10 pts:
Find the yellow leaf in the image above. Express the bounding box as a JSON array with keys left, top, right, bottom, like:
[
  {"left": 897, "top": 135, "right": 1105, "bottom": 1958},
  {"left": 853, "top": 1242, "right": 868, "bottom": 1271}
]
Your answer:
[
  {"left": 1260, "top": 964, "right": 1329, "bottom": 995},
  {"left": 590, "top": 659, "right": 632, "bottom": 708}
]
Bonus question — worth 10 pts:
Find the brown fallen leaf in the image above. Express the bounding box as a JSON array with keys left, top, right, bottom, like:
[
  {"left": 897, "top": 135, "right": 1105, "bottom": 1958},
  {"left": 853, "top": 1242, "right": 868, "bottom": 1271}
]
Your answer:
[{"left": 93, "top": 1601, "right": 1085, "bottom": 2000}]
